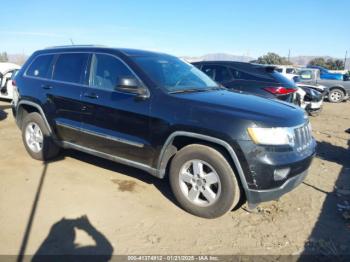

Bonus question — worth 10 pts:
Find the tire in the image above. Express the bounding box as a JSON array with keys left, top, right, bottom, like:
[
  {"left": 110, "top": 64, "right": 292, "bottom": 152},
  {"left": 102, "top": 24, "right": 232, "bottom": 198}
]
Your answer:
[
  {"left": 328, "top": 88, "right": 344, "bottom": 103},
  {"left": 169, "top": 144, "right": 241, "bottom": 218},
  {"left": 21, "top": 112, "right": 60, "bottom": 161}
]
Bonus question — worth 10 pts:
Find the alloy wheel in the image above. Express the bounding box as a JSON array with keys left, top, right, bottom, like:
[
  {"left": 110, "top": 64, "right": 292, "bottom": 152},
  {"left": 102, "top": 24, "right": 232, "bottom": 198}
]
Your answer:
[
  {"left": 179, "top": 159, "right": 221, "bottom": 207},
  {"left": 25, "top": 122, "right": 43, "bottom": 153}
]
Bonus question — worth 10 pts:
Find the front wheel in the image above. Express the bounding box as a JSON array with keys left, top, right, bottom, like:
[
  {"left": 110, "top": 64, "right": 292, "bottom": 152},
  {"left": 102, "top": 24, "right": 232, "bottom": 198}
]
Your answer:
[
  {"left": 169, "top": 144, "right": 241, "bottom": 218},
  {"left": 328, "top": 88, "right": 344, "bottom": 103}
]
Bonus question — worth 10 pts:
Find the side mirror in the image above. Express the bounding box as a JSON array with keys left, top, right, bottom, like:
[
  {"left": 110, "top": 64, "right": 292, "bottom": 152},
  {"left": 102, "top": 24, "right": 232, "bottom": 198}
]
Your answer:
[{"left": 116, "top": 77, "right": 149, "bottom": 98}]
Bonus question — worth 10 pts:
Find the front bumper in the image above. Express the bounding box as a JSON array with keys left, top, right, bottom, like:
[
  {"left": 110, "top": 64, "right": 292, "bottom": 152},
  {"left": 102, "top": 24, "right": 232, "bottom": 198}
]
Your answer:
[
  {"left": 236, "top": 137, "right": 316, "bottom": 205},
  {"left": 246, "top": 168, "right": 309, "bottom": 204}
]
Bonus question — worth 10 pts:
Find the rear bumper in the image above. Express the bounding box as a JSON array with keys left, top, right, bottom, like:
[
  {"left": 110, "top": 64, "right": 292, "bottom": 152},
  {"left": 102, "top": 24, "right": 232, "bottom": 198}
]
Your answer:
[{"left": 246, "top": 168, "right": 308, "bottom": 204}]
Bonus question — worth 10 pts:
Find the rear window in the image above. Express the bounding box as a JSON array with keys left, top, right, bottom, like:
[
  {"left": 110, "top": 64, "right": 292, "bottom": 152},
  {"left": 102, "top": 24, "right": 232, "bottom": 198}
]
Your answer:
[
  {"left": 53, "top": 53, "right": 89, "bottom": 84},
  {"left": 270, "top": 71, "right": 296, "bottom": 88},
  {"left": 26, "top": 55, "right": 54, "bottom": 78}
]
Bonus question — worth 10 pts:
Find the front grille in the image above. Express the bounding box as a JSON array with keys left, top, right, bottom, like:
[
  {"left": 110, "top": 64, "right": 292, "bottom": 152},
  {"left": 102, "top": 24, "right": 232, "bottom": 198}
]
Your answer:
[{"left": 294, "top": 123, "right": 313, "bottom": 152}]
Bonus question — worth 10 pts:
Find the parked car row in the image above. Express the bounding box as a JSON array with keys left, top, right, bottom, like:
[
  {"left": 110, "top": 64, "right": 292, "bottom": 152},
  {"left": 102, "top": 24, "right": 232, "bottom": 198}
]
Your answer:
[
  {"left": 275, "top": 65, "right": 350, "bottom": 103},
  {"left": 297, "top": 68, "right": 350, "bottom": 103},
  {"left": 11, "top": 46, "right": 316, "bottom": 218},
  {"left": 192, "top": 61, "right": 325, "bottom": 116}
]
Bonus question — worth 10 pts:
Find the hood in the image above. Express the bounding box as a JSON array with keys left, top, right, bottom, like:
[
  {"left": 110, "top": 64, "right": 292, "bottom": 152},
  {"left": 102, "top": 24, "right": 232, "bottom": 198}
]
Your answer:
[
  {"left": 0, "top": 63, "right": 20, "bottom": 74},
  {"left": 172, "top": 90, "right": 306, "bottom": 127}
]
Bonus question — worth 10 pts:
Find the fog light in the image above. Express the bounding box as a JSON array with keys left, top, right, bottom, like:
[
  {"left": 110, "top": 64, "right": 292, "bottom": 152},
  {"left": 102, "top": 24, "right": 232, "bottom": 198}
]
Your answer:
[{"left": 274, "top": 168, "right": 290, "bottom": 181}]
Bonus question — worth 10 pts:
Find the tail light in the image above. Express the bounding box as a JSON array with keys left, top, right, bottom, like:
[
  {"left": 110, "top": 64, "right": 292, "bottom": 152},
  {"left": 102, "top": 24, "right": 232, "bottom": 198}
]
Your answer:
[
  {"left": 264, "top": 86, "right": 296, "bottom": 95},
  {"left": 12, "top": 80, "right": 16, "bottom": 86}
]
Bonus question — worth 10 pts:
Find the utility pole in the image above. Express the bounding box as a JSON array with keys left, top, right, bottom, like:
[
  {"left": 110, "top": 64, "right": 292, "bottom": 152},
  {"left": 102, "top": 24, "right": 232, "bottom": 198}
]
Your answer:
[
  {"left": 344, "top": 50, "right": 348, "bottom": 70},
  {"left": 70, "top": 38, "right": 74, "bottom": 45},
  {"left": 287, "top": 49, "right": 291, "bottom": 63}
]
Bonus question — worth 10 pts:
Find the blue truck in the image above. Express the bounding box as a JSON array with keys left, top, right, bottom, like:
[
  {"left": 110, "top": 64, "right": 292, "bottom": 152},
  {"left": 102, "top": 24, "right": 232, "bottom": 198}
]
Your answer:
[{"left": 307, "top": 65, "right": 344, "bottom": 81}]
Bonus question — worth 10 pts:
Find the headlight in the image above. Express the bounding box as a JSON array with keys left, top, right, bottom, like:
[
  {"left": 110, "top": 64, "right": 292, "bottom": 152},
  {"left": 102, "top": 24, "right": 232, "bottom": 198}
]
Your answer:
[{"left": 247, "top": 127, "right": 295, "bottom": 146}]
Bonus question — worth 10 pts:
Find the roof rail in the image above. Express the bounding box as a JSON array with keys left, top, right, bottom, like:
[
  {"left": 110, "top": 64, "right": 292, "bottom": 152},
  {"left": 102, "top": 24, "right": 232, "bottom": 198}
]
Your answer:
[{"left": 44, "top": 44, "right": 107, "bottom": 49}]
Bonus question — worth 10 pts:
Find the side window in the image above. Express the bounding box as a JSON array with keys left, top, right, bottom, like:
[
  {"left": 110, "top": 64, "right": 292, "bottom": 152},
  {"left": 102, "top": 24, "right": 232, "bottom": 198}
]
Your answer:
[
  {"left": 201, "top": 65, "right": 215, "bottom": 79},
  {"left": 53, "top": 53, "right": 89, "bottom": 84},
  {"left": 11, "top": 70, "right": 19, "bottom": 80},
  {"left": 89, "top": 54, "right": 134, "bottom": 91},
  {"left": 192, "top": 63, "right": 202, "bottom": 69},
  {"left": 286, "top": 68, "right": 297, "bottom": 74},
  {"left": 201, "top": 65, "right": 232, "bottom": 82},
  {"left": 214, "top": 66, "right": 232, "bottom": 82},
  {"left": 26, "top": 55, "right": 54, "bottom": 78},
  {"left": 275, "top": 68, "right": 283, "bottom": 73},
  {"left": 299, "top": 70, "right": 313, "bottom": 80}
]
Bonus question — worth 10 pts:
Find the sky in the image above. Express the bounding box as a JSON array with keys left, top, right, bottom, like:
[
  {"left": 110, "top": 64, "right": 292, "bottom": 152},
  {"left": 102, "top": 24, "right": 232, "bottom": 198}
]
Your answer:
[{"left": 0, "top": 0, "right": 349, "bottom": 58}]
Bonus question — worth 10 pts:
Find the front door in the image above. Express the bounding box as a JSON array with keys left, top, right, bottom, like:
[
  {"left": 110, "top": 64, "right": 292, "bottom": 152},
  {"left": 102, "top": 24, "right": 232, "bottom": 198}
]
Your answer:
[{"left": 79, "top": 53, "right": 153, "bottom": 165}]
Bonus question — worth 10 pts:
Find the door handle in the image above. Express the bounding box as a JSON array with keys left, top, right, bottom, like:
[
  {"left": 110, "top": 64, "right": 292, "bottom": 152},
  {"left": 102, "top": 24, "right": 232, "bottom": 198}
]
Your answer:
[
  {"left": 83, "top": 92, "right": 99, "bottom": 99},
  {"left": 41, "top": 84, "right": 52, "bottom": 90}
]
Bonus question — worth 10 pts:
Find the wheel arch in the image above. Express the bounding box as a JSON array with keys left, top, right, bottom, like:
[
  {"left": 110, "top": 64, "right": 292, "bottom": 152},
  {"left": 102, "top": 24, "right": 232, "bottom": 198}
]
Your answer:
[
  {"left": 329, "top": 86, "right": 346, "bottom": 94},
  {"left": 156, "top": 131, "right": 250, "bottom": 194},
  {"left": 16, "top": 100, "right": 53, "bottom": 135}
]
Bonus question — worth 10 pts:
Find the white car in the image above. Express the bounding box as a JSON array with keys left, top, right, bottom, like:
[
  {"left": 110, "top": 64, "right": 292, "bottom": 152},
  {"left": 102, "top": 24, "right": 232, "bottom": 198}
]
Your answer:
[
  {"left": 295, "top": 83, "right": 324, "bottom": 116},
  {"left": 0, "top": 63, "right": 20, "bottom": 100},
  {"left": 274, "top": 65, "right": 299, "bottom": 81}
]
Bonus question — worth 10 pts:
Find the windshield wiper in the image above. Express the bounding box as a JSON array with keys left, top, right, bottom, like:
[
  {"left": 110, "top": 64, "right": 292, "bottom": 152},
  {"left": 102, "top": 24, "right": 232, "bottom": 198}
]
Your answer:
[
  {"left": 169, "top": 88, "right": 209, "bottom": 94},
  {"left": 169, "top": 86, "right": 224, "bottom": 94}
]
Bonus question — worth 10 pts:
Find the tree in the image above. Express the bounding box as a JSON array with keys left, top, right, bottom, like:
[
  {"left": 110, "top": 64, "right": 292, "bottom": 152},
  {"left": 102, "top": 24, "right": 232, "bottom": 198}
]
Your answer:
[
  {"left": 254, "top": 52, "right": 291, "bottom": 65},
  {"left": 0, "top": 52, "right": 9, "bottom": 62},
  {"left": 326, "top": 59, "right": 344, "bottom": 70},
  {"left": 308, "top": 57, "right": 327, "bottom": 68},
  {"left": 308, "top": 57, "right": 345, "bottom": 70}
]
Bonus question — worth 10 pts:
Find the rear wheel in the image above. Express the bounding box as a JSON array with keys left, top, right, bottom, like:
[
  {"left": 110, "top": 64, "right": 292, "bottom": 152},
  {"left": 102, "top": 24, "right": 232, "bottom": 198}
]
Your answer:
[
  {"left": 328, "top": 88, "right": 344, "bottom": 103},
  {"left": 169, "top": 144, "right": 241, "bottom": 218},
  {"left": 22, "top": 112, "right": 60, "bottom": 161}
]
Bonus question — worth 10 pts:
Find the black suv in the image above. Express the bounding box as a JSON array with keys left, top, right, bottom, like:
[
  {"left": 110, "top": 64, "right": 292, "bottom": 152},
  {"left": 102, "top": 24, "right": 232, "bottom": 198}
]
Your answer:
[
  {"left": 193, "top": 61, "right": 298, "bottom": 103},
  {"left": 12, "top": 46, "right": 315, "bottom": 218}
]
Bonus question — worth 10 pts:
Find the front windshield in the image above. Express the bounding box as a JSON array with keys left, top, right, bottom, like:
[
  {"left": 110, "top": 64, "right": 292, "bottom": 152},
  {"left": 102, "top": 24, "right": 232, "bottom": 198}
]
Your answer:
[{"left": 131, "top": 55, "right": 219, "bottom": 92}]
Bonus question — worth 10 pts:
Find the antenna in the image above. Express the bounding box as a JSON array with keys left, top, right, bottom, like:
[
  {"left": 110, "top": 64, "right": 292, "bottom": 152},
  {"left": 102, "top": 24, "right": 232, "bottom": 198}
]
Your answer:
[{"left": 69, "top": 38, "right": 74, "bottom": 45}]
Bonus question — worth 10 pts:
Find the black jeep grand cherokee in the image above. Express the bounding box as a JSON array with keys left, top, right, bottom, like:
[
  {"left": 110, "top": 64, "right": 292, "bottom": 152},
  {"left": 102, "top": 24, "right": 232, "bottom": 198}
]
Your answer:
[{"left": 12, "top": 46, "right": 315, "bottom": 218}]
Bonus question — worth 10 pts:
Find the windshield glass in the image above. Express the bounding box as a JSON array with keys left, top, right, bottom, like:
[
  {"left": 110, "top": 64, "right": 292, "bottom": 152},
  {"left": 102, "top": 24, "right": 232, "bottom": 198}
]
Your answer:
[{"left": 131, "top": 55, "right": 219, "bottom": 92}]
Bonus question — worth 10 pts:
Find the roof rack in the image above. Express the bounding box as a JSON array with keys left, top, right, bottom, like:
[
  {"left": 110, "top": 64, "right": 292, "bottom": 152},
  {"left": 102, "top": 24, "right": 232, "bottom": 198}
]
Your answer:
[{"left": 44, "top": 44, "right": 107, "bottom": 49}]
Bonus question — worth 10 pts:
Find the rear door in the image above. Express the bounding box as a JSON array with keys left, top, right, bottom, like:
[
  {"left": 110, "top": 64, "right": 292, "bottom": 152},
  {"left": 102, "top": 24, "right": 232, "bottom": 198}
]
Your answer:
[
  {"left": 47, "top": 53, "right": 89, "bottom": 143},
  {"left": 79, "top": 53, "right": 153, "bottom": 165}
]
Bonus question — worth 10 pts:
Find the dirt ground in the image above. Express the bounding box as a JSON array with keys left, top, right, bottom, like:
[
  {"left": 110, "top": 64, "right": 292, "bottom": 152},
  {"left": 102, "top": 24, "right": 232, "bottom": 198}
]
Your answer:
[{"left": 0, "top": 99, "right": 349, "bottom": 258}]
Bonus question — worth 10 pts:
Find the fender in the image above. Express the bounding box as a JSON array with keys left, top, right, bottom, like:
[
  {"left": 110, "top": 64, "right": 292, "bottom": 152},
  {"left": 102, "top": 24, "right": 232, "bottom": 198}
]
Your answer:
[
  {"left": 329, "top": 85, "right": 347, "bottom": 94},
  {"left": 16, "top": 100, "right": 53, "bottom": 135},
  {"left": 156, "top": 131, "right": 250, "bottom": 193}
]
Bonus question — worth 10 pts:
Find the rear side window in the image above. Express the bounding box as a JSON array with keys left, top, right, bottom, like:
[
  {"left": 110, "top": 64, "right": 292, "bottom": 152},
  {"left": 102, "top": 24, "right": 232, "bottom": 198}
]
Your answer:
[
  {"left": 275, "top": 68, "right": 283, "bottom": 73},
  {"left": 26, "top": 55, "right": 54, "bottom": 78},
  {"left": 89, "top": 54, "right": 134, "bottom": 91},
  {"left": 230, "top": 68, "right": 270, "bottom": 82},
  {"left": 53, "top": 53, "right": 89, "bottom": 84}
]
